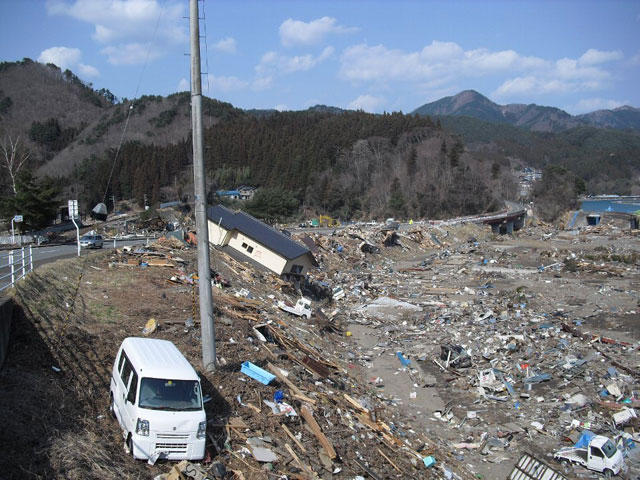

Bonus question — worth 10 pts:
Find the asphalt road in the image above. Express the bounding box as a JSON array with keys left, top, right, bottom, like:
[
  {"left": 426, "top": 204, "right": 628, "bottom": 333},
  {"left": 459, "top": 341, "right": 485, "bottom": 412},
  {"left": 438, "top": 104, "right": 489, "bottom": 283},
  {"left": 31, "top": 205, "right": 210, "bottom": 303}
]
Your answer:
[{"left": 1, "top": 238, "right": 148, "bottom": 292}]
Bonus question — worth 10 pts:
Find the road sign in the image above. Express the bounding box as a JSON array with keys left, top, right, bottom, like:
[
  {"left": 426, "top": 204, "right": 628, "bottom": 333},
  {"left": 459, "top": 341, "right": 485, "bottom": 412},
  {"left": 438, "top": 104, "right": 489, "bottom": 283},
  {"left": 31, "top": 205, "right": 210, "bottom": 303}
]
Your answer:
[
  {"left": 68, "top": 200, "right": 78, "bottom": 219},
  {"left": 13, "top": 215, "right": 23, "bottom": 222}
]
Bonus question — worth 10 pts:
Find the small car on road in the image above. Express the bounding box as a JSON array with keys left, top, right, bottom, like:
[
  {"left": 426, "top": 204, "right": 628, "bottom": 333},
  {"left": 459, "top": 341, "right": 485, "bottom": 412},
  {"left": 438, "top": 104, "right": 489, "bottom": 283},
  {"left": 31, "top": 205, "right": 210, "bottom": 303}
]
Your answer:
[{"left": 80, "top": 234, "right": 104, "bottom": 248}]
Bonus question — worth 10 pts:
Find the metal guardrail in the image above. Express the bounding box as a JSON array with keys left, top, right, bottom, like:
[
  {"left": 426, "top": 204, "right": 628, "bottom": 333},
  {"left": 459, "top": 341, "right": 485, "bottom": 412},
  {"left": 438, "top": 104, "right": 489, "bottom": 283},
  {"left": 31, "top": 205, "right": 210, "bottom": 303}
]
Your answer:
[{"left": 0, "top": 246, "right": 33, "bottom": 292}]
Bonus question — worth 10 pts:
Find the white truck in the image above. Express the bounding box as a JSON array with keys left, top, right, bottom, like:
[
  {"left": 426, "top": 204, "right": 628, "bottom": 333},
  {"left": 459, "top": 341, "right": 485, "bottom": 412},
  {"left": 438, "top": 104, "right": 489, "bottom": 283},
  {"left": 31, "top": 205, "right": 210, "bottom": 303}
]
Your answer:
[
  {"left": 553, "top": 435, "right": 624, "bottom": 478},
  {"left": 278, "top": 297, "right": 312, "bottom": 319}
]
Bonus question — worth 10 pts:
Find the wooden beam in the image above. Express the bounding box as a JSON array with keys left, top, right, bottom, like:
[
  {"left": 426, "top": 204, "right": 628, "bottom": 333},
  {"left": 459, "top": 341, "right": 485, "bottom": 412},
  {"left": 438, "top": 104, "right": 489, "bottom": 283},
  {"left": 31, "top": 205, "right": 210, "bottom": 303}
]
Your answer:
[
  {"left": 267, "top": 362, "right": 316, "bottom": 404},
  {"left": 284, "top": 443, "right": 316, "bottom": 479},
  {"left": 282, "top": 424, "right": 306, "bottom": 453},
  {"left": 377, "top": 447, "right": 403, "bottom": 473},
  {"left": 300, "top": 405, "right": 336, "bottom": 460}
]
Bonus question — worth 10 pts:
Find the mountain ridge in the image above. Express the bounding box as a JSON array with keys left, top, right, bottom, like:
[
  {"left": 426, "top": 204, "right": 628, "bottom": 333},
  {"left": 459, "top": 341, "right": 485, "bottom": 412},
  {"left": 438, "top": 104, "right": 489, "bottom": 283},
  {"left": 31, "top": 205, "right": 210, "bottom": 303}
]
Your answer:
[{"left": 412, "top": 90, "right": 640, "bottom": 132}]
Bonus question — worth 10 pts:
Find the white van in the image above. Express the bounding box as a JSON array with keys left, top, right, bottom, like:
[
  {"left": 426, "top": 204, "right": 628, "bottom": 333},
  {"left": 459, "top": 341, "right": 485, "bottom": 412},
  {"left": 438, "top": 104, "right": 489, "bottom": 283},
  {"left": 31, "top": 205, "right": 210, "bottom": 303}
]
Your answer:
[{"left": 110, "top": 337, "right": 206, "bottom": 461}]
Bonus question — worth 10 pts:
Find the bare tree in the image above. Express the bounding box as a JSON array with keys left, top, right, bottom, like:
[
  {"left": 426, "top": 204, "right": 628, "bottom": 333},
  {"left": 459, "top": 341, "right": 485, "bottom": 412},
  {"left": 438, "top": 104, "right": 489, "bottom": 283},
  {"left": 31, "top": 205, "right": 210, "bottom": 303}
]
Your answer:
[{"left": 1, "top": 132, "right": 31, "bottom": 195}]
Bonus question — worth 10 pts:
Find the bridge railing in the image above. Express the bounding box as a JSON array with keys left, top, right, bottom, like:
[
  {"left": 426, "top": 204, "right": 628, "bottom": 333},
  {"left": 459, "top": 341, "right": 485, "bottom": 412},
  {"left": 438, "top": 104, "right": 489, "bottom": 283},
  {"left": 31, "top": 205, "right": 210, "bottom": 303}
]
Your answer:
[{"left": 0, "top": 246, "right": 33, "bottom": 292}]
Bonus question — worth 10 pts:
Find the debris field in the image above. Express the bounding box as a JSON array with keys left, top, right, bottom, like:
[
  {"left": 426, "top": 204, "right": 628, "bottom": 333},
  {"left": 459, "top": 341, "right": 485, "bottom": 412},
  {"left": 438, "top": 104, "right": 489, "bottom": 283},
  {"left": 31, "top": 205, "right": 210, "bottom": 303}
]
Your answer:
[{"left": 2, "top": 216, "right": 639, "bottom": 480}]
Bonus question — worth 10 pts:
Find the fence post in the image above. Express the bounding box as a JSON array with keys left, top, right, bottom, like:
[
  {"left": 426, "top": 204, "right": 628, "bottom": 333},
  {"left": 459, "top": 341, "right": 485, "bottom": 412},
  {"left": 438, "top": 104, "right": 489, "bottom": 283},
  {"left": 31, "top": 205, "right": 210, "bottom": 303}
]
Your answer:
[
  {"left": 10, "top": 250, "right": 14, "bottom": 286},
  {"left": 21, "top": 247, "right": 25, "bottom": 280},
  {"left": 29, "top": 245, "right": 33, "bottom": 272}
]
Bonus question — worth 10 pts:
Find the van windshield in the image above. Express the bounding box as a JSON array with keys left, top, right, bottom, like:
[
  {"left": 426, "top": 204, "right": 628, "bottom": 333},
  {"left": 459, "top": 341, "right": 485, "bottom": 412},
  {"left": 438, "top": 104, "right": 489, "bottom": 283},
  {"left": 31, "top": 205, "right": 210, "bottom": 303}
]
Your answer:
[
  {"left": 601, "top": 440, "right": 617, "bottom": 458},
  {"left": 139, "top": 377, "right": 203, "bottom": 411}
]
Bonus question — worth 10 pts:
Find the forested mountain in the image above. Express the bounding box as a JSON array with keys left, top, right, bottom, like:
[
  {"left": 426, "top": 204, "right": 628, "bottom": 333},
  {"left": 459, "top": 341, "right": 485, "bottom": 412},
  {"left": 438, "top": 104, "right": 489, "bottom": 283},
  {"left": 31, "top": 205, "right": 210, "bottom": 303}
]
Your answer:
[
  {"left": 578, "top": 106, "right": 640, "bottom": 130},
  {"left": 0, "top": 60, "right": 242, "bottom": 177},
  {"left": 438, "top": 115, "right": 640, "bottom": 194},
  {"left": 75, "top": 110, "right": 510, "bottom": 220},
  {"left": 412, "top": 90, "right": 640, "bottom": 132},
  {"left": 2, "top": 60, "right": 640, "bottom": 230}
]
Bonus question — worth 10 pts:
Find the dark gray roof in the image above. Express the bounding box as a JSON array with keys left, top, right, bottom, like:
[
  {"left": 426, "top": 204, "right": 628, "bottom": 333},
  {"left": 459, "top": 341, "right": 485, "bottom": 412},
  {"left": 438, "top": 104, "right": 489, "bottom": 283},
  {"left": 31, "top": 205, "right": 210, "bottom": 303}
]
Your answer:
[{"left": 207, "top": 205, "right": 311, "bottom": 260}]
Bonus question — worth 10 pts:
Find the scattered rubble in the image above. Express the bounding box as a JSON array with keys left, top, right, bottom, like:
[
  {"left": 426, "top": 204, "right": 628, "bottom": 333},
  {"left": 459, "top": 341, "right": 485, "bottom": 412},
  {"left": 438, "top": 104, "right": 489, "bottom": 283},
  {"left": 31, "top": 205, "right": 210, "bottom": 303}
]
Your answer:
[{"left": 3, "top": 215, "right": 639, "bottom": 479}]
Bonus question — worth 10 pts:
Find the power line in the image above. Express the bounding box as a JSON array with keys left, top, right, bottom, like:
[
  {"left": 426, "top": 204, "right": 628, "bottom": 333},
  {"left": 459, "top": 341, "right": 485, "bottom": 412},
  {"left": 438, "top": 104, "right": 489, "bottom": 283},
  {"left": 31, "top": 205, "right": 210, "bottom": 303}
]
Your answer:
[{"left": 102, "top": 1, "right": 167, "bottom": 204}]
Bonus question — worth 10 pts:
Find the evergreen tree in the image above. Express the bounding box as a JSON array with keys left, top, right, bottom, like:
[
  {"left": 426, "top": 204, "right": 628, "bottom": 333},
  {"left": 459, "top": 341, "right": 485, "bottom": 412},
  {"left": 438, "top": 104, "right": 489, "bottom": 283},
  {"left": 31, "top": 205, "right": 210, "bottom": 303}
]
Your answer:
[
  {"left": 0, "top": 170, "right": 60, "bottom": 232},
  {"left": 244, "top": 188, "right": 299, "bottom": 223},
  {"left": 388, "top": 177, "right": 406, "bottom": 217}
]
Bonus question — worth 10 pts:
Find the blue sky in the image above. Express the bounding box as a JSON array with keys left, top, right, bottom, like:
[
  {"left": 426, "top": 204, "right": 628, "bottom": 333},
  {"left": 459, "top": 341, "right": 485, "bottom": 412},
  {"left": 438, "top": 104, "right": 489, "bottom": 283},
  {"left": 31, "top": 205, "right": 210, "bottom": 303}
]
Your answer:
[{"left": 1, "top": 0, "right": 639, "bottom": 114}]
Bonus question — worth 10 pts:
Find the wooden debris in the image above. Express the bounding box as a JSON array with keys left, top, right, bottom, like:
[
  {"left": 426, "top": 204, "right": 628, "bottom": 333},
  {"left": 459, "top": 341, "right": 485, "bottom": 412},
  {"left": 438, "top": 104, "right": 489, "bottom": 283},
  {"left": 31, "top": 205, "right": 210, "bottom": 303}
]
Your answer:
[
  {"left": 344, "top": 393, "right": 369, "bottom": 413},
  {"left": 300, "top": 405, "right": 336, "bottom": 460},
  {"left": 282, "top": 424, "right": 306, "bottom": 453},
  {"left": 377, "top": 447, "right": 404, "bottom": 473},
  {"left": 267, "top": 362, "right": 316, "bottom": 404},
  {"left": 285, "top": 443, "right": 317, "bottom": 479}
]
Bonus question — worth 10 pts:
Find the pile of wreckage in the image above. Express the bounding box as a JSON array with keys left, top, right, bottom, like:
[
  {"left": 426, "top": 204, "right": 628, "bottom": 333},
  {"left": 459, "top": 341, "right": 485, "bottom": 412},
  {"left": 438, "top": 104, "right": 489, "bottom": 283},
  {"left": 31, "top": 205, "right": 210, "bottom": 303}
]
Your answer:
[{"left": 108, "top": 219, "right": 638, "bottom": 479}]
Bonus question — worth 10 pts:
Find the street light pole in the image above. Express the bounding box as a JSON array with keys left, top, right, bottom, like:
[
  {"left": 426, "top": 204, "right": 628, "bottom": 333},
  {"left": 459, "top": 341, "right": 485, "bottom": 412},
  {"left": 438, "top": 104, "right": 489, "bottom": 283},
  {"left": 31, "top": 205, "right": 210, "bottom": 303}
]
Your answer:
[{"left": 190, "top": 0, "right": 216, "bottom": 372}]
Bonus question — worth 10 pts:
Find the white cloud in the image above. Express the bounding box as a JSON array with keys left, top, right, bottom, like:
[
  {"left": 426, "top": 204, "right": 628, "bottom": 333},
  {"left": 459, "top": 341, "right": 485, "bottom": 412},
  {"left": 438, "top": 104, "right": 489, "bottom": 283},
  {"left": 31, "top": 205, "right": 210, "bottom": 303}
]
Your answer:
[
  {"left": 279, "top": 16, "right": 356, "bottom": 47},
  {"left": 274, "top": 104, "right": 288, "bottom": 111},
  {"left": 78, "top": 63, "right": 100, "bottom": 77},
  {"left": 493, "top": 53, "right": 615, "bottom": 98},
  {"left": 177, "top": 77, "right": 189, "bottom": 91},
  {"left": 570, "top": 98, "right": 628, "bottom": 114},
  {"left": 38, "top": 46, "right": 100, "bottom": 77},
  {"left": 256, "top": 46, "right": 334, "bottom": 84},
  {"left": 47, "top": 0, "right": 186, "bottom": 65},
  {"left": 252, "top": 76, "right": 273, "bottom": 91},
  {"left": 339, "top": 41, "right": 532, "bottom": 85},
  {"left": 212, "top": 37, "right": 237, "bottom": 54},
  {"left": 101, "top": 43, "right": 162, "bottom": 65},
  {"left": 38, "top": 46, "right": 82, "bottom": 70},
  {"left": 207, "top": 74, "right": 248, "bottom": 93},
  {"left": 339, "top": 41, "right": 622, "bottom": 101},
  {"left": 578, "top": 48, "right": 623, "bottom": 65},
  {"left": 348, "top": 94, "right": 386, "bottom": 112}
]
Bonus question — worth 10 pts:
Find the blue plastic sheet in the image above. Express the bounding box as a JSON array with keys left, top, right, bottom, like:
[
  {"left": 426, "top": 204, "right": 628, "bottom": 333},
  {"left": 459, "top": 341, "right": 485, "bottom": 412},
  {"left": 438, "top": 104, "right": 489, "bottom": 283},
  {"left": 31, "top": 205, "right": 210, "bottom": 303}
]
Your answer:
[{"left": 574, "top": 430, "right": 596, "bottom": 449}]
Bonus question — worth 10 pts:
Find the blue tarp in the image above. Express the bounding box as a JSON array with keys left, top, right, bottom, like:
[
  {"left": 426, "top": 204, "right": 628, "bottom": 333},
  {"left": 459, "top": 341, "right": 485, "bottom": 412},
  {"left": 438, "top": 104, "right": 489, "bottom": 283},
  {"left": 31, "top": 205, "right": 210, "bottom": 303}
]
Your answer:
[
  {"left": 574, "top": 430, "right": 596, "bottom": 449},
  {"left": 396, "top": 352, "right": 411, "bottom": 366}
]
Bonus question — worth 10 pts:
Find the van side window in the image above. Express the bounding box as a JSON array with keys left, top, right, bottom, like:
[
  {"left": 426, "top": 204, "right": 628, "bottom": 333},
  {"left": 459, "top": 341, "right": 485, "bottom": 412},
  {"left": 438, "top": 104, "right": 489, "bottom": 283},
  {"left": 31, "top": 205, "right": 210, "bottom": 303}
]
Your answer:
[
  {"left": 127, "top": 370, "right": 138, "bottom": 404},
  {"left": 120, "top": 356, "right": 132, "bottom": 386},
  {"left": 118, "top": 350, "right": 126, "bottom": 373}
]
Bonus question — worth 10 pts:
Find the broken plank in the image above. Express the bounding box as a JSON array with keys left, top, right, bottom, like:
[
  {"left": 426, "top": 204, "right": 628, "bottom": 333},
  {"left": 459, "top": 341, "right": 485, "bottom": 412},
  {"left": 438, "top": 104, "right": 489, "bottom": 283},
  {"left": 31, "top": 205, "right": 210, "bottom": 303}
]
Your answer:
[
  {"left": 302, "top": 355, "right": 330, "bottom": 378},
  {"left": 353, "top": 458, "right": 383, "bottom": 480},
  {"left": 267, "top": 362, "right": 316, "bottom": 404},
  {"left": 300, "top": 405, "right": 337, "bottom": 460},
  {"left": 284, "top": 443, "right": 316, "bottom": 479},
  {"left": 376, "top": 447, "right": 403, "bottom": 473},
  {"left": 344, "top": 393, "right": 369, "bottom": 413},
  {"left": 282, "top": 424, "right": 306, "bottom": 453}
]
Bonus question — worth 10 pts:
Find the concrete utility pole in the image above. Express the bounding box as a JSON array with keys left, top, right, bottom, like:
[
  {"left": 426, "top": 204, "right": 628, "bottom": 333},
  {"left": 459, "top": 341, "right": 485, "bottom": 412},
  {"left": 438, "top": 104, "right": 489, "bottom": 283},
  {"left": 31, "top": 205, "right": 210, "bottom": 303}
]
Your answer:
[{"left": 190, "top": 0, "right": 216, "bottom": 371}]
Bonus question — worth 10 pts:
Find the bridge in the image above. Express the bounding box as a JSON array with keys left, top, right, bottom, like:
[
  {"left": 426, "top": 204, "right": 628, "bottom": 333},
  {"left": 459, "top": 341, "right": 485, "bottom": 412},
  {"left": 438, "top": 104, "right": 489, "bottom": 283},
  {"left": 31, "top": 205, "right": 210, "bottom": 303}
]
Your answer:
[{"left": 483, "top": 207, "right": 527, "bottom": 234}]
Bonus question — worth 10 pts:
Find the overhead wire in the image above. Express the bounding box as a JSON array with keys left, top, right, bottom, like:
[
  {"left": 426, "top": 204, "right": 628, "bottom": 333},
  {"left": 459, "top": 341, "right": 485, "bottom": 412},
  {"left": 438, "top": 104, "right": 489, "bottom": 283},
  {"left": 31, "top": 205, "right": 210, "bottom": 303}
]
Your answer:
[{"left": 101, "top": 1, "right": 168, "bottom": 204}]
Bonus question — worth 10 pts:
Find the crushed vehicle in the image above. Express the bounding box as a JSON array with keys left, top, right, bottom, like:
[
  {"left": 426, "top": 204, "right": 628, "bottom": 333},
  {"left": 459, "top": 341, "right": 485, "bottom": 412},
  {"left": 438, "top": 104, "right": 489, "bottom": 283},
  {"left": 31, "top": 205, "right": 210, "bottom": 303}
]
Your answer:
[
  {"left": 332, "top": 286, "right": 345, "bottom": 301},
  {"left": 277, "top": 297, "right": 312, "bottom": 319},
  {"left": 553, "top": 433, "right": 625, "bottom": 478},
  {"left": 110, "top": 337, "right": 207, "bottom": 461}
]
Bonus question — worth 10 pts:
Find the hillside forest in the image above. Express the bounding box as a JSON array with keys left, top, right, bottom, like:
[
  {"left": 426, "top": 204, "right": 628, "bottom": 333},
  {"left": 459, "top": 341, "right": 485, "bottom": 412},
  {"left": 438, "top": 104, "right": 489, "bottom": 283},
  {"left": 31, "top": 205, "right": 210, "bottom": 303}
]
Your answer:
[{"left": 1, "top": 60, "right": 639, "bottom": 231}]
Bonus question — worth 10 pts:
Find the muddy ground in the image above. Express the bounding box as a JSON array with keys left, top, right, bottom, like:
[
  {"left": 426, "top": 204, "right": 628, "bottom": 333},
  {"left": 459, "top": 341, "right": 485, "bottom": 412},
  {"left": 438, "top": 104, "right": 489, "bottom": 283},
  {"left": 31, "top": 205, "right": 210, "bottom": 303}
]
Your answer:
[{"left": 1, "top": 217, "right": 638, "bottom": 479}]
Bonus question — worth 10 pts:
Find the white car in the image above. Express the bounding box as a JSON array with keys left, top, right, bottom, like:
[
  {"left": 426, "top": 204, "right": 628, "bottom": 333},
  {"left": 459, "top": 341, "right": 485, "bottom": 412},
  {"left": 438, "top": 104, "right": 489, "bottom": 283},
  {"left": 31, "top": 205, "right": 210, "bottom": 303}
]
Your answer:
[
  {"left": 80, "top": 234, "right": 103, "bottom": 248},
  {"left": 110, "top": 337, "right": 207, "bottom": 461}
]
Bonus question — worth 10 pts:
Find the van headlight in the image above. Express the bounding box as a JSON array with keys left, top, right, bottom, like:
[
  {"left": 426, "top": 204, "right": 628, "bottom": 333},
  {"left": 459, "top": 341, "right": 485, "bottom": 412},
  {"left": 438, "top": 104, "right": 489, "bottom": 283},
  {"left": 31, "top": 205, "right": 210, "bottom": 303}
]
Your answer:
[
  {"left": 136, "top": 418, "right": 149, "bottom": 436},
  {"left": 197, "top": 421, "right": 206, "bottom": 439}
]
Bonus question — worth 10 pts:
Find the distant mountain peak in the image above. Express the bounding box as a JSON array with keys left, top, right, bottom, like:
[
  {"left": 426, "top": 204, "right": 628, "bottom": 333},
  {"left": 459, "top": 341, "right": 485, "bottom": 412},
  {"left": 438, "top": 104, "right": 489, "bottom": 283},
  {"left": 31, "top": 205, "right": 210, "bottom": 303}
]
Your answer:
[{"left": 412, "top": 90, "right": 640, "bottom": 132}]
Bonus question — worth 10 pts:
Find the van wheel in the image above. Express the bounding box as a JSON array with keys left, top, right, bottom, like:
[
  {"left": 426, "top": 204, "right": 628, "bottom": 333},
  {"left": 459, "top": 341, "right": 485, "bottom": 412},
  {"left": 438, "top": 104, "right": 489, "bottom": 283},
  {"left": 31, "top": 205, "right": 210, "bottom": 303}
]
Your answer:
[
  {"left": 126, "top": 435, "right": 135, "bottom": 459},
  {"left": 603, "top": 469, "right": 613, "bottom": 479},
  {"left": 109, "top": 394, "right": 116, "bottom": 419}
]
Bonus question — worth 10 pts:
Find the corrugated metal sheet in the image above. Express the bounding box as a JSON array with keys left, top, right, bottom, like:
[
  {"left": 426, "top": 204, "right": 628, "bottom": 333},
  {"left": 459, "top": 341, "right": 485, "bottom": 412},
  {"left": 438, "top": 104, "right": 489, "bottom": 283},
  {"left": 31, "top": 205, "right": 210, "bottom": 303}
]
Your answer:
[
  {"left": 207, "top": 205, "right": 310, "bottom": 260},
  {"left": 508, "top": 453, "right": 568, "bottom": 480}
]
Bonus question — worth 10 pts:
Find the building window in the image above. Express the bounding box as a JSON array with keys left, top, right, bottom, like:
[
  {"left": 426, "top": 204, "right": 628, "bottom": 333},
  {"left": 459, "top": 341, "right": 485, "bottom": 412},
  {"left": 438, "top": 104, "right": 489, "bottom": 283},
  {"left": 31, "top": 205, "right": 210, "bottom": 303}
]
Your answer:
[
  {"left": 241, "top": 242, "right": 248, "bottom": 249},
  {"left": 290, "top": 264, "right": 303, "bottom": 274},
  {"left": 247, "top": 246, "right": 254, "bottom": 253}
]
